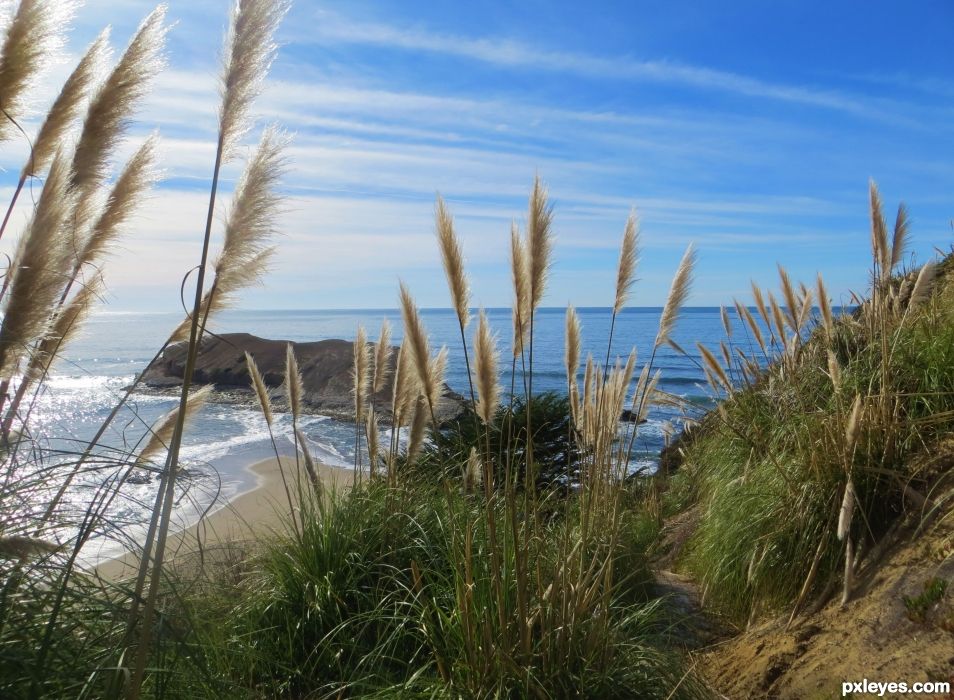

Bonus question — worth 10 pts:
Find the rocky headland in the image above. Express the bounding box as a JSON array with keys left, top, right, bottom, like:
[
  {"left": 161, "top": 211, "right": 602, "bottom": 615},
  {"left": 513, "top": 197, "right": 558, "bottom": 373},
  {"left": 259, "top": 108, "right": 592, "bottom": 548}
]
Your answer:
[{"left": 140, "top": 332, "right": 466, "bottom": 424}]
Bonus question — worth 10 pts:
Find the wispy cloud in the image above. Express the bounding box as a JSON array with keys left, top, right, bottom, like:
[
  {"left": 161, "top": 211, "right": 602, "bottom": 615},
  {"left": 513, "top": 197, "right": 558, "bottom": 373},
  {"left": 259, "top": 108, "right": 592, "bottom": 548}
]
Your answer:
[{"left": 305, "top": 11, "right": 876, "bottom": 116}]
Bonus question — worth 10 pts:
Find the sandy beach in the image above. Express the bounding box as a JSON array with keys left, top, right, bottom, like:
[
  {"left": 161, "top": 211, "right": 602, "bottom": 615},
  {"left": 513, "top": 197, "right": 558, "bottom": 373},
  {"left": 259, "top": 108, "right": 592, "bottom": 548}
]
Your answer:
[{"left": 96, "top": 455, "right": 356, "bottom": 581}]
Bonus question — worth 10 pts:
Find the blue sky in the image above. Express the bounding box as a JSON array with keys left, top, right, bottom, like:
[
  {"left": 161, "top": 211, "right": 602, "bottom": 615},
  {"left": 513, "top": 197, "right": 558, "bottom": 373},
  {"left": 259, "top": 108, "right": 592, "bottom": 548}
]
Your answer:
[{"left": 3, "top": 0, "right": 953, "bottom": 310}]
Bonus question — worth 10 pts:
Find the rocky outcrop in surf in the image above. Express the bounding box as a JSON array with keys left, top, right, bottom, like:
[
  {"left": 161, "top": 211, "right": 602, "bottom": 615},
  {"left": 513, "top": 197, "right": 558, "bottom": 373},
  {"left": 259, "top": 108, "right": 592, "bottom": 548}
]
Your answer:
[{"left": 140, "top": 332, "right": 465, "bottom": 424}]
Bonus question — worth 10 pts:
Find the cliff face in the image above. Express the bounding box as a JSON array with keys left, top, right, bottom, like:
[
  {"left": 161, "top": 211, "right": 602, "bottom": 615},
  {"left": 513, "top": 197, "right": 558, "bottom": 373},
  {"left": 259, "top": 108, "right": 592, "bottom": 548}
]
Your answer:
[{"left": 141, "top": 333, "right": 465, "bottom": 423}]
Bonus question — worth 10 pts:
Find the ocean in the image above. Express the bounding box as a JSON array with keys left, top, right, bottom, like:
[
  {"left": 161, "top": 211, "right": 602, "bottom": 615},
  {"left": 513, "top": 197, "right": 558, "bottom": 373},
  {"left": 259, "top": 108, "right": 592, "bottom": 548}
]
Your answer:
[{"left": 28, "top": 306, "right": 725, "bottom": 562}]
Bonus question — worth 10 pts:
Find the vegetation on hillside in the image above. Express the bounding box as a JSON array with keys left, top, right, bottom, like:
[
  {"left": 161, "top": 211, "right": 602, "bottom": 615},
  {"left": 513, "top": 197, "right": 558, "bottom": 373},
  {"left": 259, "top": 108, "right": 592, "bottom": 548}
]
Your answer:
[{"left": 662, "top": 196, "right": 954, "bottom": 625}]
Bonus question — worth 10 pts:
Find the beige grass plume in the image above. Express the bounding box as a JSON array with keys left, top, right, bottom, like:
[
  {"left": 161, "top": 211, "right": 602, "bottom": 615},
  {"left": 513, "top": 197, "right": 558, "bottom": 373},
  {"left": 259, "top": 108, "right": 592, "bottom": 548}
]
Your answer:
[
  {"left": 751, "top": 282, "right": 770, "bottom": 329},
  {"left": 527, "top": 176, "right": 553, "bottom": 311},
  {"left": 0, "top": 535, "right": 58, "bottom": 560},
  {"left": 837, "top": 478, "right": 856, "bottom": 541},
  {"left": 245, "top": 351, "right": 273, "bottom": 426},
  {"left": 0, "top": 0, "right": 77, "bottom": 141},
  {"left": 135, "top": 385, "right": 212, "bottom": 465},
  {"left": 777, "top": 265, "right": 799, "bottom": 332},
  {"left": 698, "top": 343, "right": 731, "bottom": 393},
  {"left": 76, "top": 133, "right": 159, "bottom": 273},
  {"left": 352, "top": 325, "right": 371, "bottom": 422},
  {"left": 827, "top": 350, "right": 842, "bottom": 393},
  {"left": 284, "top": 344, "right": 303, "bottom": 420},
  {"left": 720, "top": 305, "right": 732, "bottom": 338},
  {"left": 735, "top": 301, "right": 766, "bottom": 354},
  {"left": 372, "top": 319, "right": 392, "bottom": 394},
  {"left": 294, "top": 427, "right": 320, "bottom": 491},
  {"left": 510, "top": 221, "right": 529, "bottom": 357},
  {"left": 907, "top": 261, "right": 936, "bottom": 311},
  {"left": 71, "top": 5, "right": 167, "bottom": 209},
  {"left": 464, "top": 446, "right": 482, "bottom": 493},
  {"left": 365, "top": 409, "right": 379, "bottom": 475},
  {"left": 391, "top": 338, "right": 417, "bottom": 425},
  {"left": 399, "top": 281, "right": 439, "bottom": 411},
  {"left": 654, "top": 244, "right": 696, "bottom": 349},
  {"left": 24, "top": 27, "right": 110, "bottom": 177},
  {"left": 0, "top": 152, "right": 71, "bottom": 377},
  {"left": 168, "top": 127, "right": 286, "bottom": 343},
  {"left": 613, "top": 210, "right": 639, "bottom": 314},
  {"left": 564, "top": 305, "right": 581, "bottom": 415},
  {"left": 406, "top": 395, "right": 428, "bottom": 463},
  {"left": 219, "top": 0, "right": 290, "bottom": 162},
  {"left": 472, "top": 310, "right": 499, "bottom": 425},
  {"left": 427, "top": 346, "right": 448, "bottom": 413},
  {"left": 435, "top": 195, "right": 470, "bottom": 329},
  {"left": 845, "top": 393, "right": 863, "bottom": 453},
  {"left": 868, "top": 180, "right": 889, "bottom": 279},
  {"left": 816, "top": 274, "right": 834, "bottom": 338},
  {"left": 891, "top": 203, "right": 909, "bottom": 269},
  {"left": 26, "top": 273, "right": 102, "bottom": 383}
]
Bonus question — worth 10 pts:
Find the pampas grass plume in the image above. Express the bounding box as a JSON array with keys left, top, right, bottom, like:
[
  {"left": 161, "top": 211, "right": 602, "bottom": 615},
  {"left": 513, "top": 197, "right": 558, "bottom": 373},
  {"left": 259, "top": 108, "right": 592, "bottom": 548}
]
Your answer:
[
  {"left": 654, "top": 244, "right": 696, "bottom": 349},
  {"left": 219, "top": 0, "right": 290, "bottom": 162},
  {"left": 245, "top": 351, "right": 273, "bottom": 426},
  {"left": 527, "top": 176, "right": 553, "bottom": 311},
  {"left": 0, "top": 0, "right": 77, "bottom": 141},
  {"left": 564, "top": 305, "right": 581, "bottom": 388},
  {"left": 435, "top": 195, "right": 470, "bottom": 329},
  {"left": 136, "top": 385, "right": 212, "bottom": 465},
  {"left": 372, "top": 319, "right": 392, "bottom": 394},
  {"left": 352, "top": 325, "right": 370, "bottom": 421},
  {"left": 78, "top": 132, "right": 159, "bottom": 270},
  {"left": 510, "top": 221, "right": 529, "bottom": 357},
  {"left": 613, "top": 210, "right": 638, "bottom": 314},
  {"left": 71, "top": 5, "right": 167, "bottom": 205},
  {"left": 0, "top": 151, "right": 71, "bottom": 377},
  {"left": 837, "top": 478, "right": 856, "bottom": 541},
  {"left": 473, "top": 310, "right": 499, "bottom": 425},
  {"left": 284, "top": 343, "right": 303, "bottom": 420},
  {"left": 25, "top": 27, "right": 110, "bottom": 177}
]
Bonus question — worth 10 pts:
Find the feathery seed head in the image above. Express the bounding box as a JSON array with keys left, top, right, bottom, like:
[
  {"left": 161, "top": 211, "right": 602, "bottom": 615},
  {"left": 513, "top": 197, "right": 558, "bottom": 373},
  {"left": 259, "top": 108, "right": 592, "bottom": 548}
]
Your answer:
[
  {"left": 0, "top": 151, "right": 72, "bottom": 377},
  {"left": 527, "top": 175, "right": 553, "bottom": 311},
  {"left": 284, "top": 343, "right": 303, "bottom": 419},
  {"left": 25, "top": 27, "right": 110, "bottom": 177},
  {"left": 463, "top": 446, "right": 482, "bottom": 493},
  {"left": 372, "top": 319, "right": 392, "bottom": 394},
  {"left": 71, "top": 5, "right": 167, "bottom": 209},
  {"left": 352, "top": 325, "right": 371, "bottom": 421},
  {"left": 245, "top": 351, "right": 273, "bottom": 425},
  {"left": 817, "top": 273, "right": 834, "bottom": 338},
  {"left": 78, "top": 132, "right": 159, "bottom": 271},
  {"left": 219, "top": 0, "right": 289, "bottom": 161},
  {"left": 869, "top": 180, "right": 890, "bottom": 278},
  {"left": 564, "top": 305, "right": 581, "bottom": 390},
  {"left": 613, "top": 210, "right": 639, "bottom": 314},
  {"left": 399, "top": 281, "right": 436, "bottom": 409},
  {"left": 891, "top": 203, "right": 909, "bottom": 269},
  {"left": 435, "top": 194, "right": 470, "bottom": 329},
  {"left": 837, "top": 479, "right": 856, "bottom": 541},
  {"left": 472, "top": 310, "right": 500, "bottom": 425},
  {"left": 654, "top": 244, "right": 696, "bottom": 349},
  {"left": 509, "top": 221, "right": 529, "bottom": 356},
  {"left": 906, "top": 261, "right": 936, "bottom": 313},
  {"left": 136, "top": 385, "right": 211, "bottom": 465},
  {"left": 0, "top": 0, "right": 78, "bottom": 141}
]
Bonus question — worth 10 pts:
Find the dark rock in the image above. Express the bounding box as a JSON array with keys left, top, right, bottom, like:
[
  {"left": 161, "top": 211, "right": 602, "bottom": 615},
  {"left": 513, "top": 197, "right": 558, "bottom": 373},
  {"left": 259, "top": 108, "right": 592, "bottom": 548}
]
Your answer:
[
  {"left": 140, "top": 333, "right": 465, "bottom": 424},
  {"left": 619, "top": 409, "right": 648, "bottom": 424}
]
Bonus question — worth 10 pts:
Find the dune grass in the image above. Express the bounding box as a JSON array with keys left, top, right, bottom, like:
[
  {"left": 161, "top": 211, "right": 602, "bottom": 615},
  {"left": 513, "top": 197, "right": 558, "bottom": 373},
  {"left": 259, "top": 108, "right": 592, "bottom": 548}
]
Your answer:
[{"left": 663, "top": 188, "right": 954, "bottom": 626}]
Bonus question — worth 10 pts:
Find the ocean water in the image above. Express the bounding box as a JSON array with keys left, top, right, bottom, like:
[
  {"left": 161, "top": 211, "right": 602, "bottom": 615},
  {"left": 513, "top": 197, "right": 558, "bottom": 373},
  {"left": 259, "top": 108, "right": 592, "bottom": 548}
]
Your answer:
[{"left": 27, "top": 307, "right": 726, "bottom": 562}]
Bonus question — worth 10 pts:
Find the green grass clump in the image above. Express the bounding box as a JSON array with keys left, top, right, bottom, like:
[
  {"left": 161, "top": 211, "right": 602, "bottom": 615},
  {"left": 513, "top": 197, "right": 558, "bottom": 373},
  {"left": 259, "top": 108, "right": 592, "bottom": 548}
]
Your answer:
[{"left": 165, "top": 481, "right": 697, "bottom": 699}]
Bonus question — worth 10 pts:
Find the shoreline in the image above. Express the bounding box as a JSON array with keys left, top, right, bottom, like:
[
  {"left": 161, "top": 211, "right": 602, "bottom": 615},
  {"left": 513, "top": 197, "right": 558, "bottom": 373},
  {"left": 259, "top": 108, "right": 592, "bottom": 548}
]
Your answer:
[{"left": 95, "top": 453, "right": 356, "bottom": 581}]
